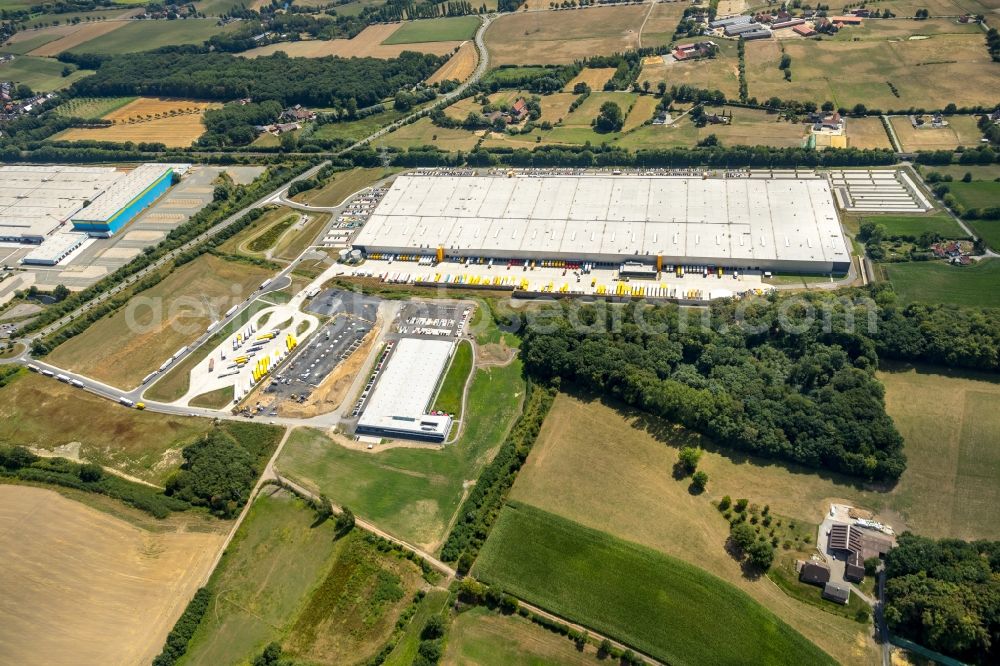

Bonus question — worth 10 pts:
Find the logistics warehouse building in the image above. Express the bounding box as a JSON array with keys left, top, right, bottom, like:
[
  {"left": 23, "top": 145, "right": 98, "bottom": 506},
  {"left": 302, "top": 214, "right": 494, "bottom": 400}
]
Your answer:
[
  {"left": 353, "top": 174, "right": 851, "bottom": 273},
  {"left": 356, "top": 337, "right": 454, "bottom": 443},
  {"left": 70, "top": 163, "right": 175, "bottom": 237}
]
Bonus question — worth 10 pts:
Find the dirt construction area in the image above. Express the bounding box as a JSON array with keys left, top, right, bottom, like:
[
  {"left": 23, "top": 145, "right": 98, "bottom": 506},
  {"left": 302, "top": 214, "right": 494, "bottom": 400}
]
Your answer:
[
  {"left": 243, "top": 24, "right": 461, "bottom": 58},
  {"left": 57, "top": 97, "right": 221, "bottom": 148},
  {"left": 0, "top": 485, "right": 225, "bottom": 666}
]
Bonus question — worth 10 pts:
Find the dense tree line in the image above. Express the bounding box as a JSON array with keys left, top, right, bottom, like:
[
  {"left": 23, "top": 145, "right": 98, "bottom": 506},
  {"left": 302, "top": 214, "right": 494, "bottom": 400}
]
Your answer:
[
  {"left": 67, "top": 50, "right": 447, "bottom": 111},
  {"left": 884, "top": 533, "right": 1000, "bottom": 663},
  {"left": 165, "top": 423, "right": 282, "bottom": 518},
  {"left": 200, "top": 100, "right": 283, "bottom": 147},
  {"left": 151, "top": 588, "right": 212, "bottom": 666},
  {"left": 441, "top": 382, "right": 556, "bottom": 566},
  {"left": 0, "top": 444, "right": 189, "bottom": 518},
  {"left": 519, "top": 297, "right": 907, "bottom": 481}
]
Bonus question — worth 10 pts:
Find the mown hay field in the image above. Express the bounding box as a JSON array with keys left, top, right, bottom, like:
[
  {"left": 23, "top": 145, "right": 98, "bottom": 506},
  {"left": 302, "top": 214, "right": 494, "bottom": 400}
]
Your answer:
[
  {"left": 53, "top": 95, "right": 137, "bottom": 119},
  {"left": 563, "top": 67, "right": 616, "bottom": 92},
  {"left": 637, "top": 1, "right": 686, "bottom": 47},
  {"left": 485, "top": 5, "right": 647, "bottom": 66},
  {"left": 47, "top": 254, "right": 271, "bottom": 390},
  {"left": 28, "top": 19, "right": 129, "bottom": 56},
  {"left": 0, "top": 372, "right": 213, "bottom": 483},
  {"left": 745, "top": 28, "right": 1000, "bottom": 109},
  {"left": 427, "top": 40, "right": 478, "bottom": 83},
  {"left": 507, "top": 393, "right": 880, "bottom": 665},
  {"left": 889, "top": 114, "right": 984, "bottom": 151},
  {"left": 0, "top": 54, "right": 91, "bottom": 90},
  {"left": 474, "top": 502, "right": 837, "bottom": 666},
  {"left": 1, "top": 24, "right": 77, "bottom": 54},
  {"left": 382, "top": 116, "right": 480, "bottom": 152},
  {"left": 617, "top": 106, "right": 806, "bottom": 150},
  {"left": 244, "top": 24, "right": 460, "bottom": 58},
  {"left": 66, "top": 17, "right": 239, "bottom": 53},
  {"left": 0, "top": 485, "right": 224, "bottom": 666},
  {"left": 181, "top": 488, "right": 424, "bottom": 666},
  {"left": 56, "top": 97, "right": 221, "bottom": 147},
  {"left": 846, "top": 116, "right": 893, "bottom": 149}
]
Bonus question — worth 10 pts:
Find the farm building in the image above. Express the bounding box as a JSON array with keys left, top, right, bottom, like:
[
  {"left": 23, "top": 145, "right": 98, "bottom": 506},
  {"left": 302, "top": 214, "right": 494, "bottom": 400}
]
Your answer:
[
  {"left": 70, "top": 164, "right": 175, "bottom": 237},
  {"left": 798, "top": 561, "right": 831, "bottom": 586},
  {"left": 793, "top": 24, "right": 817, "bottom": 36},
  {"left": 725, "top": 22, "right": 764, "bottom": 36},
  {"left": 353, "top": 174, "right": 851, "bottom": 274},
  {"left": 0, "top": 165, "right": 122, "bottom": 243},
  {"left": 823, "top": 582, "right": 851, "bottom": 605},
  {"left": 355, "top": 337, "right": 454, "bottom": 443},
  {"left": 710, "top": 15, "right": 752, "bottom": 29}
]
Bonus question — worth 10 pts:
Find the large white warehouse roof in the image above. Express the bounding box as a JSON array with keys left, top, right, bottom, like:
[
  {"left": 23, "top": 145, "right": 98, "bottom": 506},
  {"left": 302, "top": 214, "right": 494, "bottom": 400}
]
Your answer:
[{"left": 353, "top": 175, "right": 851, "bottom": 271}]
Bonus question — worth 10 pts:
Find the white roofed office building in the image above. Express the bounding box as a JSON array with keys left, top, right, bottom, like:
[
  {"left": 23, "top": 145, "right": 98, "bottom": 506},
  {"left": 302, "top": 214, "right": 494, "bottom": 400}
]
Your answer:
[
  {"left": 352, "top": 175, "right": 852, "bottom": 274},
  {"left": 355, "top": 337, "right": 455, "bottom": 443}
]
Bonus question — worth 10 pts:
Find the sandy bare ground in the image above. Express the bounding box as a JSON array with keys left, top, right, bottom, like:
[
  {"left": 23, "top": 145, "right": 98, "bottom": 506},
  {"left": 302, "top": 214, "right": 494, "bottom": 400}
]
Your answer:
[
  {"left": 244, "top": 24, "right": 461, "bottom": 59},
  {"left": 427, "top": 40, "right": 477, "bottom": 83},
  {"left": 0, "top": 485, "right": 225, "bottom": 666},
  {"left": 28, "top": 20, "right": 131, "bottom": 57}
]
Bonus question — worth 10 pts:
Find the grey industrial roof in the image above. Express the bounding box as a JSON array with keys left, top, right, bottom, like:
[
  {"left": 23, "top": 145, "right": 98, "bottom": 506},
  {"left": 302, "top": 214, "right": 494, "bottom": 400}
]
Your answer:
[
  {"left": 357, "top": 337, "right": 455, "bottom": 433},
  {"left": 20, "top": 232, "right": 87, "bottom": 264},
  {"left": 0, "top": 165, "right": 121, "bottom": 239},
  {"left": 355, "top": 175, "right": 849, "bottom": 266},
  {"left": 72, "top": 164, "right": 173, "bottom": 223}
]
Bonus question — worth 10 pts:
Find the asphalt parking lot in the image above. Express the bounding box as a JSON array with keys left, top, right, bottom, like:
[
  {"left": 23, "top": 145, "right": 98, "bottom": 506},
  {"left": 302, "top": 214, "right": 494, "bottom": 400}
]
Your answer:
[
  {"left": 395, "top": 301, "right": 468, "bottom": 339},
  {"left": 264, "top": 317, "right": 372, "bottom": 407}
]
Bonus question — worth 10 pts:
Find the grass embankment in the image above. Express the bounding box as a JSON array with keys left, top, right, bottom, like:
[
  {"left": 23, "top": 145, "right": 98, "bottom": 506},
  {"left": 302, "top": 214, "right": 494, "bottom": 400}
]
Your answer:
[
  {"left": 293, "top": 167, "right": 398, "bottom": 207},
  {"left": 144, "top": 299, "right": 272, "bottom": 403},
  {"left": 474, "top": 502, "right": 835, "bottom": 666},
  {"left": 277, "top": 359, "right": 525, "bottom": 551},
  {"left": 0, "top": 372, "right": 212, "bottom": 485},
  {"left": 180, "top": 488, "right": 424, "bottom": 666},
  {"left": 884, "top": 258, "right": 1000, "bottom": 307},
  {"left": 432, "top": 340, "right": 472, "bottom": 417},
  {"left": 384, "top": 589, "right": 450, "bottom": 666},
  {"left": 47, "top": 255, "right": 271, "bottom": 390},
  {"left": 862, "top": 213, "right": 966, "bottom": 238},
  {"left": 442, "top": 606, "right": 602, "bottom": 666},
  {"left": 188, "top": 386, "right": 235, "bottom": 409},
  {"left": 247, "top": 214, "right": 297, "bottom": 252},
  {"left": 272, "top": 212, "right": 331, "bottom": 262}
]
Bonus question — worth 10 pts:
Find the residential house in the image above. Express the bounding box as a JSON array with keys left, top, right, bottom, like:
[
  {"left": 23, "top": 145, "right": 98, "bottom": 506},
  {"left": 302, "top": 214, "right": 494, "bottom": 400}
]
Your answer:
[
  {"left": 823, "top": 582, "right": 851, "bottom": 605},
  {"left": 798, "top": 561, "right": 832, "bottom": 586}
]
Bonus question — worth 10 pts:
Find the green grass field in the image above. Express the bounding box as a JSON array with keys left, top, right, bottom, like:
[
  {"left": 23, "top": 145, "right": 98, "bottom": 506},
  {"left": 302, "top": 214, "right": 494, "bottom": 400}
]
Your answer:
[
  {"left": 473, "top": 502, "right": 835, "bottom": 666},
  {"left": 432, "top": 340, "right": 472, "bottom": 417},
  {"left": 312, "top": 109, "right": 409, "bottom": 144},
  {"left": 292, "top": 167, "right": 397, "bottom": 207},
  {"left": 0, "top": 55, "right": 91, "bottom": 90},
  {"left": 247, "top": 214, "right": 296, "bottom": 253},
  {"left": 188, "top": 385, "right": 234, "bottom": 409},
  {"left": 969, "top": 219, "right": 1000, "bottom": 251},
  {"left": 442, "top": 607, "right": 602, "bottom": 666},
  {"left": 0, "top": 31, "right": 62, "bottom": 54},
  {"left": 382, "top": 16, "right": 479, "bottom": 44},
  {"left": 884, "top": 259, "right": 1000, "bottom": 307},
  {"left": 52, "top": 95, "right": 136, "bottom": 118},
  {"left": 0, "top": 372, "right": 212, "bottom": 484},
  {"left": 180, "top": 488, "right": 424, "bottom": 666},
  {"left": 271, "top": 212, "right": 330, "bottom": 262},
  {"left": 949, "top": 181, "right": 1000, "bottom": 210},
  {"left": 68, "top": 18, "right": 237, "bottom": 53},
  {"left": 862, "top": 213, "right": 967, "bottom": 239},
  {"left": 277, "top": 360, "right": 525, "bottom": 551}
]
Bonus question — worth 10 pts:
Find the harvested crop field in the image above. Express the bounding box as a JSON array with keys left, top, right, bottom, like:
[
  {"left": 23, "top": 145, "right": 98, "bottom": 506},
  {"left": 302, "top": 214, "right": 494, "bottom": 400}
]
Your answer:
[
  {"left": 244, "top": 24, "right": 460, "bottom": 58},
  {"left": 427, "top": 40, "right": 477, "bottom": 83},
  {"left": 847, "top": 116, "right": 893, "bottom": 149},
  {"left": 507, "top": 393, "right": 878, "bottom": 665},
  {"left": 56, "top": 97, "right": 221, "bottom": 147},
  {"left": 0, "top": 485, "right": 225, "bottom": 666},
  {"left": 27, "top": 19, "right": 128, "bottom": 56},
  {"left": 2, "top": 24, "right": 78, "bottom": 54},
  {"left": 563, "top": 67, "right": 616, "bottom": 91},
  {"left": 485, "top": 5, "right": 647, "bottom": 66},
  {"left": 637, "top": 2, "right": 686, "bottom": 47},
  {"left": 639, "top": 40, "right": 742, "bottom": 100},
  {"left": 745, "top": 32, "right": 1000, "bottom": 110},
  {"left": 382, "top": 15, "right": 479, "bottom": 43},
  {"left": 47, "top": 254, "right": 271, "bottom": 390},
  {"left": 66, "top": 17, "right": 238, "bottom": 53}
]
